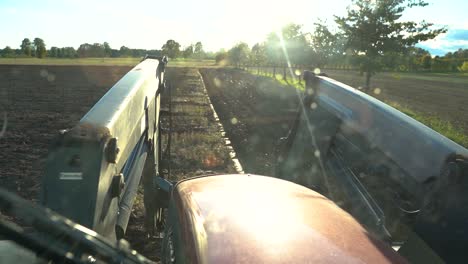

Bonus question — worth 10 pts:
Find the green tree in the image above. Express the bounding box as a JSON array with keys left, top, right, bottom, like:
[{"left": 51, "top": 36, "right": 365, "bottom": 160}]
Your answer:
[
  {"left": 431, "top": 56, "right": 450, "bottom": 72},
  {"left": 264, "top": 24, "right": 310, "bottom": 80},
  {"left": 335, "top": 0, "right": 446, "bottom": 91},
  {"left": 49, "top": 47, "right": 58, "bottom": 57},
  {"left": 119, "top": 46, "right": 131, "bottom": 57},
  {"left": 103, "top": 42, "right": 112, "bottom": 57},
  {"left": 228, "top": 42, "right": 250, "bottom": 68},
  {"left": 33, "top": 38, "right": 47, "bottom": 58},
  {"left": 64, "top": 47, "right": 77, "bottom": 58},
  {"left": 194, "top": 41, "right": 204, "bottom": 59},
  {"left": 311, "top": 22, "right": 342, "bottom": 68},
  {"left": 1, "top": 46, "right": 15, "bottom": 58},
  {"left": 182, "top": 45, "right": 194, "bottom": 58},
  {"left": 265, "top": 33, "right": 281, "bottom": 77},
  {"left": 215, "top": 50, "right": 228, "bottom": 65},
  {"left": 281, "top": 23, "right": 309, "bottom": 67},
  {"left": 20, "top": 38, "right": 32, "bottom": 56},
  {"left": 161, "top": 40, "right": 181, "bottom": 59},
  {"left": 250, "top": 43, "right": 267, "bottom": 73},
  {"left": 421, "top": 54, "right": 432, "bottom": 70}
]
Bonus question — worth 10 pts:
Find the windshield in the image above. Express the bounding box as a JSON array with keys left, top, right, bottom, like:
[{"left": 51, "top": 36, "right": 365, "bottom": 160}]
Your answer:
[{"left": 1, "top": 0, "right": 467, "bottom": 263}]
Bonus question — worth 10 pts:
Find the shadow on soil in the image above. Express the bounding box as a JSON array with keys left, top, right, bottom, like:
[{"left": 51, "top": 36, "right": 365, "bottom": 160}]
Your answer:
[{"left": 200, "top": 68, "right": 301, "bottom": 176}]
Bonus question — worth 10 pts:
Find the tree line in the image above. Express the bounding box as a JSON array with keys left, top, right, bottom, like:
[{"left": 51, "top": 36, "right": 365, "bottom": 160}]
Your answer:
[
  {"left": 217, "top": 0, "right": 467, "bottom": 89},
  {"left": 161, "top": 40, "right": 216, "bottom": 60},
  {"left": 0, "top": 38, "right": 214, "bottom": 60}
]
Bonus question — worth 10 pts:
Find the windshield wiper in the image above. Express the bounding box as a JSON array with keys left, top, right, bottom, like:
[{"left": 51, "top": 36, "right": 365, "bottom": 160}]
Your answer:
[{"left": 0, "top": 187, "right": 154, "bottom": 264}]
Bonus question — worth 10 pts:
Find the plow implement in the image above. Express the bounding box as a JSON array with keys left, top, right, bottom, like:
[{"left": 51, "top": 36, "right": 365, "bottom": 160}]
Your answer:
[{"left": 41, "top": 56, "right": 169, "bottom": 240}]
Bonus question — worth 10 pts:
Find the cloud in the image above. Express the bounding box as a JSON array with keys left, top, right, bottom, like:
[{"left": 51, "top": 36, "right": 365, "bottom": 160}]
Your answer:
[{"left": 417, "top": 28, "right": 468, "bottom": 56}]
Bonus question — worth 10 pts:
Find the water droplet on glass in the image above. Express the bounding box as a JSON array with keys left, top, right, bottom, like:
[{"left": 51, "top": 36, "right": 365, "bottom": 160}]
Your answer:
[
  {"left": 314, "top": 68, "right": 321, "bottom": 75},
  {"left": 310, "top": 102, "right": 317, "bottom": 109},
  {"left": 373, "top": 88, "right": 381, "bottom": 95},
  {"left": 230, "top": 117, "right": 238, "bottom": 125},
  {"left": 306, "top": 88, "right": 314, "bottom": 95},
  {"left": 40, "top": 69, "right": 48, "bottom": 78},
  {"left": 294, "top": 69, "right": 301, "bottom": 76},
  {"left": 314, "top": 150, "right": 320, "bottom": 158},
  {"left": 47, "top": 73, "right": 55, "bottom": 82}
]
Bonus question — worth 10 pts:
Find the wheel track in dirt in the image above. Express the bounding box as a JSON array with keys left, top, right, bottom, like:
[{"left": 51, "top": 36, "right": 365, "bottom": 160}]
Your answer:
[
  {"left": 200, "top": 68, "right": 300, "bottom": 176},
  {"left": 125, "top": 67, "right": 238, "bottom": 261}
]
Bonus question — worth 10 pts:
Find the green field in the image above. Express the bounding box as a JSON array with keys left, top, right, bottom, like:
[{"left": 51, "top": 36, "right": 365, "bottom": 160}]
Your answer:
[{"left": 0, "top": 57, "right": 216, "bottom": 67}]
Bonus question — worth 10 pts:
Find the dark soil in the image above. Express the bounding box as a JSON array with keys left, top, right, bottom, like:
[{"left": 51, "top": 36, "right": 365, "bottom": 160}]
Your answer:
[{"left": 200, "top": 68, "right": 300, "bottom": 176}]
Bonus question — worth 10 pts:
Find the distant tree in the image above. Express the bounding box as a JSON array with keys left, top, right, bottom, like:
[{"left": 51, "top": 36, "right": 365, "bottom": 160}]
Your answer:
[
  {"left": 77, "top": 43, "right": 106, "bottom": 57},
  {"left": 404, "top": 47, "right": 430, "bottom": 71},
  {"left": 203, "top": 51, "right": 216, "bottom": 60},
  {"left": 431, "top": 56, "right": 450, "bottom": 72},
  {"left": 250, "top": 43, "right": 267, "bottom": 73},
  {"left": 119, "top": 46, "right": 131, "bottom": 57},
  {"left": 267, "top": 23, "right": 310, "bottom": 80},
  {"left": 145, "top": 49, "right": 162, "bottom": 57},
  {"left": 215, "top": 51, "right": 228, "bottom": 65},
  {"left": 77, "top": 43, "right": 90, "bottom": 57},
  {"left": 1, "top": 46, "right": 15, "bottom": 58},
  {"left": 335, "top": 0, "right": 446, "bottom": 91},
  {"left": 311, "top": 22, "right": 342, "bottom": 68},
  {"left": 161, "top": 40, "right": 181, "bottom": 59},
  {"left": 265, "top": 33, "right": 282, "bottom": 76},
  {"left": 281, "top": 24, "right": 309, "bottom": 66},
  {"left": 103, "top": 42, "right": 112, "bottom": 57},
  {"left": 20, "top": 38, "right": 32, "bottom": 56},
  {"left": 33, "top": 38, "right": 47, "bottom": 58},
  {"left": 228, "top": 42, "right": 250, "bottom": 68},
  {"left": 194, "top": 42, "right": 203, "bottom": 53},
  {"left": 421, "top": 54, "right": 432, "bottom": 70},
  {"left": 182, "top": 45, "right": 194, "bottom": 58},
  {"left": 451, "top": 48, "right": 468, "bottom": 60},
  {"left": 110, "top": 49, "right": 120, "bottom": 58},
  {"left": 49, "top": 47, "right": 59, "bottom": 57},
  {"left": 93, "top": 43, "right": 106, "bottom": 57},
  {"left": 65, "top": 47, "right": 77, "bottom": 58},
  {"left": 193, "top": 41, "right": 204, "bottom": 59}
]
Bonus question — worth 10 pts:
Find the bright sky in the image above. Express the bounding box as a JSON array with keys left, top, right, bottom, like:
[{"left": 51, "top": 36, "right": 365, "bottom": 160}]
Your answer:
[{"left": 0, "top": 0, "right": 467, "bottom": 56}]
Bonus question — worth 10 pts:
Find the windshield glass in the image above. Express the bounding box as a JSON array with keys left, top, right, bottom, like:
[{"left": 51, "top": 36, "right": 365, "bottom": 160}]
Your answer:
[{"left": 1, "top": 0, "right": 467, "bottom": 263}]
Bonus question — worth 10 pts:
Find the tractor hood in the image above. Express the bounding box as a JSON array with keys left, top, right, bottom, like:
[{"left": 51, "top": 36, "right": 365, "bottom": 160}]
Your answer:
[{"left": 172, "top": 174, "right": 406, "bottom": 263}]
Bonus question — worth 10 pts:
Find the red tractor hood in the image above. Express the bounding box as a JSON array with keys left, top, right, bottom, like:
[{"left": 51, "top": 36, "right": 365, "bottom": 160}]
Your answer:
[{"left": 172, "top": 174, "right": 407, "bottom": 263}]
